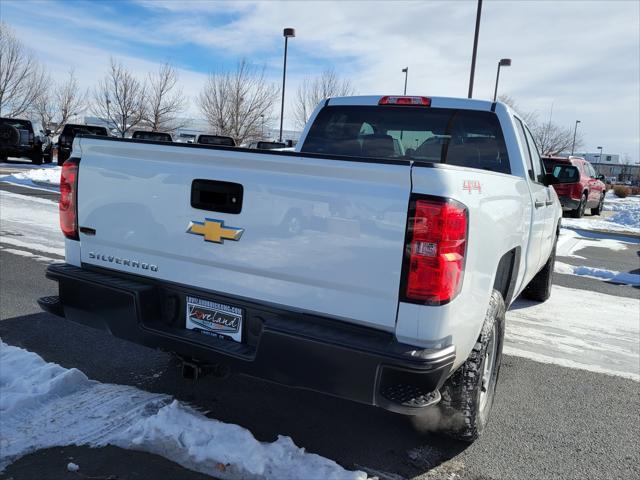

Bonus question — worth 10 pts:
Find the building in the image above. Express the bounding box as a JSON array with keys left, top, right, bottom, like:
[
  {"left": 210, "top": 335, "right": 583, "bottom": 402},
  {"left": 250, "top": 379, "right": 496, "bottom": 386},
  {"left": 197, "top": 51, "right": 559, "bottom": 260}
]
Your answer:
[
  {"left": 591, "top": 162, "right": 640, "bottom": 184},
  {"left": 582, "top": 152, "right": 620, "bottom": 164}
]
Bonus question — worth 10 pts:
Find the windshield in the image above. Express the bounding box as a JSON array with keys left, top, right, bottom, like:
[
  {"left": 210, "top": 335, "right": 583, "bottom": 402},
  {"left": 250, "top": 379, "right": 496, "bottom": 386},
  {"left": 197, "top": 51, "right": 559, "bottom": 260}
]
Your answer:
[
  {"left": 0, "top": 118, "right": 33, "bottom": 132},
  {"left": 132, "top": 131, "right": 172, "bottom": 142},
  {"left": 301, "top": 106, "right": 510, "bottom": 174},
  {"left": 62, "top": 125, "right": 108, "bottom": 137}
]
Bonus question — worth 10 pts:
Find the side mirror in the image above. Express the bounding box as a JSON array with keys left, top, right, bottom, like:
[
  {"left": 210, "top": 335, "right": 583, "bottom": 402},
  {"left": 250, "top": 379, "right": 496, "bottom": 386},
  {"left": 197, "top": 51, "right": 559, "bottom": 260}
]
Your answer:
[
  {"left": 597, "top": 174, "right": 605, "bottom": 181},
  {"left": 544, "top": 165, "right": 580, "bottom": 186}
]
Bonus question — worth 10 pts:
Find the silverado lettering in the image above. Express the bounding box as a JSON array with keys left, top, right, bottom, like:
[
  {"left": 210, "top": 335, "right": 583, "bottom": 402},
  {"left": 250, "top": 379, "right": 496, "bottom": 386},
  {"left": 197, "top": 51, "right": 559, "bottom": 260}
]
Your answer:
[{"left": 88, "top": 252, "right": 158, "bottom": 272}]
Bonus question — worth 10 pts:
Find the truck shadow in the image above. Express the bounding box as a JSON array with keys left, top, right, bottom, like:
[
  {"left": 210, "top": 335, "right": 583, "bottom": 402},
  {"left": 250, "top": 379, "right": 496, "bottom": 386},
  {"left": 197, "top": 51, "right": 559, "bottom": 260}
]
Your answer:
[{"left": 0, "top": 312, "right": 469, "bottom": 479}]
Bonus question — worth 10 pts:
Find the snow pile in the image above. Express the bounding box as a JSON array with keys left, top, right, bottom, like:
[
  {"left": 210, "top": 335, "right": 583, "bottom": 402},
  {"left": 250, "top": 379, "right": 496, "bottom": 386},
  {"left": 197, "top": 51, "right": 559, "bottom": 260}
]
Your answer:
[
  {"left": 0, "top": 341, "right": 367, "bottom": 479},
  {"left": 561, "top": 192, "right": 640, "bottom": 234},
  {"left": 0, "top": 190, "right": 64, "bottom": 258},
  {"left": 0, "top": 165, "right": 60, "bottom": 191},
  {"left": 505, "top": 285, "right": 640, "bottom": 381},
  {"left": 555, "top": 261, "right": 640, "bottom": 286}
]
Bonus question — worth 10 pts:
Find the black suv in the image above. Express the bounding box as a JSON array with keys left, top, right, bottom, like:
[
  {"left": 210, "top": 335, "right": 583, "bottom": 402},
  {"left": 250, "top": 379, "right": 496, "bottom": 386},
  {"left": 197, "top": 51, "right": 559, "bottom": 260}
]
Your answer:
[
  {"left": 0, "top": 118, "right": 51, "bottom": 164},
  {"left": 58, "top": 124, "right": 109, "bottom": 165}
]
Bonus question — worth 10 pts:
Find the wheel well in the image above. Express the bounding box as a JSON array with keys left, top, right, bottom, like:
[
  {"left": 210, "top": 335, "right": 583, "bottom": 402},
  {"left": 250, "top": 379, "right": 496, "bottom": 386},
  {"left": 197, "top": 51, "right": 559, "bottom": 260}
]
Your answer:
[{"left": 493, "top": 247, "right": 520, "bottom": 306}]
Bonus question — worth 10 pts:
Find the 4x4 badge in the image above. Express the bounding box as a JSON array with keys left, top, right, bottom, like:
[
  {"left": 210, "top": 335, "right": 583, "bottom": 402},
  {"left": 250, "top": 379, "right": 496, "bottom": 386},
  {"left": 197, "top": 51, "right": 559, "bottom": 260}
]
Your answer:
[{"left": 187, "top": 219, "right": 244, "bottom": 244}]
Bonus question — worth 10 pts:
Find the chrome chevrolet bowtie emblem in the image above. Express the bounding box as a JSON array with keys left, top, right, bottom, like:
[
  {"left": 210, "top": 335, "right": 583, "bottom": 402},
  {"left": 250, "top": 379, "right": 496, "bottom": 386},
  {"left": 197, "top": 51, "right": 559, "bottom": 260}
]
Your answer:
[{"left": 187, "top": 219, "right": 244, "bottom": 244}]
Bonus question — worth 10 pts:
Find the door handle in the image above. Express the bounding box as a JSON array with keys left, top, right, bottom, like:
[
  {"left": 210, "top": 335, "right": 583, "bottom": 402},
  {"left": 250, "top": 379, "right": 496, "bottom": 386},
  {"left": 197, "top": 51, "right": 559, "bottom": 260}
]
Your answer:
[
  {"left": 545, "top": 200, "right": 554, "bottom": 206},
  {"left": 534, "top": 201, "right": 545, "bottom": 208}
]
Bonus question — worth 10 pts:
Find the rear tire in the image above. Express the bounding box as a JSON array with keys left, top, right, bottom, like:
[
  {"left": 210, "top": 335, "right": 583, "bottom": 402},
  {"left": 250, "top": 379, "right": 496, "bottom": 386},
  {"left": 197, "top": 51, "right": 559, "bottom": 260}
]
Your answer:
[
  {"left": 31, "top": 151, "right": 43, "bottom": 165},
  {"left": 522, "top": 240, "right": 556, "bottom": 302},
  {"left": 592, "top": 193, "right": 605, "bottom": 216},
  {"left": 570, "top": 193, "right": 587, "bottom": 218},
  {"left": 439, "top": 290, "right": 505, "bottom": 443}
]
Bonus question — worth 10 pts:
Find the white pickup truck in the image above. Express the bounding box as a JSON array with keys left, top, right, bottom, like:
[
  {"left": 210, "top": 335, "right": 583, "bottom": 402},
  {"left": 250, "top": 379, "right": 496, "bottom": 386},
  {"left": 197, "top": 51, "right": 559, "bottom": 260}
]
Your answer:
[{"left": 40, "top": 95, "right": 576, "bottom": 441}]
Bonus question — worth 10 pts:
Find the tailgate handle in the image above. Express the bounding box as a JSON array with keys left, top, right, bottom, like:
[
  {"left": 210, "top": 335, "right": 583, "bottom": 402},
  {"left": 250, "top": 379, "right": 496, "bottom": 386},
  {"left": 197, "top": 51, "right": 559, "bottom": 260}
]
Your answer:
[{"left": 191, "top": 179, "right": 243, "bottom": 214}]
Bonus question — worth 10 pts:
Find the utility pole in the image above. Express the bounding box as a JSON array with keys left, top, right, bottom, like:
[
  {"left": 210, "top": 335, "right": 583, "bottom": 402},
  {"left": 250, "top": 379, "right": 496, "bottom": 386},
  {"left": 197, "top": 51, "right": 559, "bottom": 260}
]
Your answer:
[{"left": 467, "top": 0, "right": 483, "bottom": 98}]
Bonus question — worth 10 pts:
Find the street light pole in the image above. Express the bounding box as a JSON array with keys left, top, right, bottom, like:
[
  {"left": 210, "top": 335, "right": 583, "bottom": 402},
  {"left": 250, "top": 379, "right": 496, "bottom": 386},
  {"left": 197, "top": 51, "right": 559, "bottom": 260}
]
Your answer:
[
  {"left": 570, "top": 120, "right": 581, "bottom": 156},
  {"left": 467, "top": 0, "right": 483, "bottom": 98},
  {"left": 492, "top": 58, "right": 511, "bottom": 102},
  {"left": 597, "top": 146, "right": 603, "bottom": 162},
  {"left": 279, "top": 27, "right": 295, "bottom": 143},
  {"left": 402, "top": 67, "right": 408, "bottom": 95},
  {"left": 261, "top": 114, "right": 265, "bottom": 138}
]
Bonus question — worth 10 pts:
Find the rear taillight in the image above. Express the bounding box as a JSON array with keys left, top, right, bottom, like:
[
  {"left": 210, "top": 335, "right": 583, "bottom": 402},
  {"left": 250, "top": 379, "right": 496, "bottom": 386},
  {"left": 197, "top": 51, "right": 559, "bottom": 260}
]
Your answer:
[
  {"left": 29, "top": 132, "right": 34, "bottom": 143},
  {"left": 60, "top": 158, "right": 80, "bottom": 240},
  {"left": 402, "top": 197, "right": 468, "bottom": 305},
  {"left": 573, "top": 183, "right": 583, "bottom": 198},
  {"left": 379, "top": 96, "right": 431, "bottom": 106}
]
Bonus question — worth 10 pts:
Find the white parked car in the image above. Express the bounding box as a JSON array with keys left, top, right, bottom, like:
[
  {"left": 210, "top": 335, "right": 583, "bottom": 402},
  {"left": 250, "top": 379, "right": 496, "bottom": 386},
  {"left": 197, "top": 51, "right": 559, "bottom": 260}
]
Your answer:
[{"left": 40, "top": 95, "right": 574, "bottom": 441}]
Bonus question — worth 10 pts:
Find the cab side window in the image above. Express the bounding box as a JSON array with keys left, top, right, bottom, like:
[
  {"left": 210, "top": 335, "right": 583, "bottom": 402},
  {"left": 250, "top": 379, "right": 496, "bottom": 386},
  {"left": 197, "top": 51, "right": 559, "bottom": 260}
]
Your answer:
[
  {"left": 523, "top": 126, "right": 546, "bottom": 183},
  {"left": 514, "top": 118, "right": 535, "bottom": 182}
]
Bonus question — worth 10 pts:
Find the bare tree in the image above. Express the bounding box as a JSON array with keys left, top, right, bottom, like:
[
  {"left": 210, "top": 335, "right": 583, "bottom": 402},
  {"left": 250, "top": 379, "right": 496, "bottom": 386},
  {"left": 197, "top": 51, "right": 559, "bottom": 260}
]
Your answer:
[
  {"left": 530, "top": 120, "right": 583, "bottom": 156},
  {"left": 294, "top": 68, "right": 355, "bottom": 129},
  {"left": 34, "top": 70, "right": 87, "bottom": 134},
  {"left": 143, "top": 63, "right": 188, "bottom": 132},
  {"left": 198, "top": 59, "right": 279, "bottom": 145},
  {"left": 0, "top": 22, "right": 48, "bottom": 117},
  {"left": 92, "top": 58, "right": 146, "bottom": 137},
  {"left": 498, "top": 95, "right": 583, "bottom": 156}
]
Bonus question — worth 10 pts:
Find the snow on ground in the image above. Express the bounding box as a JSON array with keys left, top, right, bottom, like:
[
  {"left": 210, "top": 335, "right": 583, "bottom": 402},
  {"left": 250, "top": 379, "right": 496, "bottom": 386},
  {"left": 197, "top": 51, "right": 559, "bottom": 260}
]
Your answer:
[
  {"left": 561, "top": 191, "right": 640, "bottom": 234},
  {"left": 0, "top": 341, "right": 367, "bottom": 480},
  {"left": 556, "top": 226, "right": 637, "bottom": 259},
  {"left": 0, "top": 165, "right": 60, "bottom": 192},
  {"left": 505, "top": 285, "right": 640, "bottom": 381},
  {"left": 0, "top": 190, "right": 64, "bottom": 258},
  {"left": 555, "top": 261, "right": 640, "bottom": 286}
]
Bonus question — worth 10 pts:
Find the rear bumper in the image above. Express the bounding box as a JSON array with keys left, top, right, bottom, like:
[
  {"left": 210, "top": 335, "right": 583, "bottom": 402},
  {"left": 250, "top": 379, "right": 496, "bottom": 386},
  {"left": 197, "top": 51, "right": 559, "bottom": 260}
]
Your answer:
[
  {"left": 557, "top": 195, "right": 580, "bottom": 210},
  {"left": 41, "top": 263, "right": 455, "bottom": 415},
  {"left": 0, "top": 145, "right": 37, "bottom": 157}
]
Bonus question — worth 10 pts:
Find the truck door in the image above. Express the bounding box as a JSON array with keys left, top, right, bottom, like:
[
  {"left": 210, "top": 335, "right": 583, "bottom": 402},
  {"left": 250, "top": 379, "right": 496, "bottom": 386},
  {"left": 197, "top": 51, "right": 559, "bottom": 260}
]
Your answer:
[
  {"left": 585, "top": 162, "right": 603, "bottom": 204},
  {"left": 514, "top": 118, "right": 550, "bottom": 275},
  {"left": 522, "top": 125, "right": 557, "bottom": 262}
]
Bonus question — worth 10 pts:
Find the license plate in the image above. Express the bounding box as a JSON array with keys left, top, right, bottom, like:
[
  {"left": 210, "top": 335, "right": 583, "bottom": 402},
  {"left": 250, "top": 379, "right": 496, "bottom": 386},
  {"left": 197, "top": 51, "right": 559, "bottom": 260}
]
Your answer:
[{"left": 185, "top": 296, "right": 243, "bottom": 342}]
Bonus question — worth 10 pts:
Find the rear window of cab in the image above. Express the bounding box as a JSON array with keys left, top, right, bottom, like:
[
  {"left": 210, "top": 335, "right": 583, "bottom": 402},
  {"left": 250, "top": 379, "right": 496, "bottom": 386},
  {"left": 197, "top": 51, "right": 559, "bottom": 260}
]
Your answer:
[{"left": 301, "top": 106, "right": 510, "bottom": 174}]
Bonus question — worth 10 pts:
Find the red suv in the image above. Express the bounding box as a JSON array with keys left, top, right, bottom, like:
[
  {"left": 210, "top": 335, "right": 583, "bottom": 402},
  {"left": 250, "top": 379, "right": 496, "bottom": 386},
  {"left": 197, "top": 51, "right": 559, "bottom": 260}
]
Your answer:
[{"left": 542, "top": 156, "right": 606, "bottom": 218}]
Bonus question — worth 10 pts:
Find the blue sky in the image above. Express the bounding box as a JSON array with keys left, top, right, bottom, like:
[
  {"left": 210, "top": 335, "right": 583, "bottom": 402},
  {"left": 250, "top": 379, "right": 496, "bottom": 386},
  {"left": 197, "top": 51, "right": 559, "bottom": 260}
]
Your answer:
[{"left": 2, "top": 0, "right": 639, "bottom": 160}]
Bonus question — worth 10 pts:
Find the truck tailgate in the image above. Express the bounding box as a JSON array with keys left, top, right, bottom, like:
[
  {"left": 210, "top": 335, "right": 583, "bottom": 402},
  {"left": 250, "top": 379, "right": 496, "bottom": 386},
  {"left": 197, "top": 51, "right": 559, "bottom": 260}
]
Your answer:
[{"left": 75, "top": 138, "right": 411, "bottom": 331}]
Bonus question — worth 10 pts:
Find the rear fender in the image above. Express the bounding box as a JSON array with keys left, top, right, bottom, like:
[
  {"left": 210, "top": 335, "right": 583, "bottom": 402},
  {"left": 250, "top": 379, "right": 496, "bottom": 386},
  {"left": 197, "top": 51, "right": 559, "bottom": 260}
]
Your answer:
[{"left": 395, "top": 164, "right": 529, "bottom": 370}]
